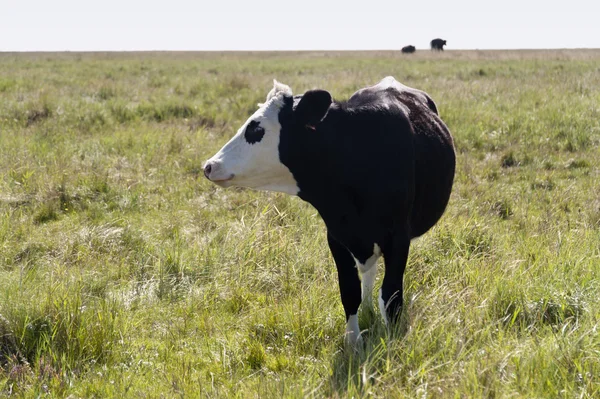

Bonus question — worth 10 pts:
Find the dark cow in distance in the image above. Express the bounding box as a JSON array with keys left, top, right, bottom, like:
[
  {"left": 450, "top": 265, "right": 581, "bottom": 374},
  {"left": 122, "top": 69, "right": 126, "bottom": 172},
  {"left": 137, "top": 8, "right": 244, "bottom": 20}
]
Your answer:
[
  {"left": 430, "top": 38, "right": 447, "bottom": 51},
  {"left": 204, "top": 77, "right": 456, "bottom": 346},
  {"left": 401, "top": 45, "right": 416, "bottom": 54}
]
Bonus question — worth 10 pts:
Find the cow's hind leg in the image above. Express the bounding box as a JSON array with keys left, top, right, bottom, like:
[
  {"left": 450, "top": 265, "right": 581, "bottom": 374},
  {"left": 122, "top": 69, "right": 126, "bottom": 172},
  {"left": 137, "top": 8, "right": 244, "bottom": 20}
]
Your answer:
[
  {"left": 327, "top": 232, "right": 362, "bottom": 347},
  {"left": 380, "top": 232, "right": 410, "bottom": 326}
]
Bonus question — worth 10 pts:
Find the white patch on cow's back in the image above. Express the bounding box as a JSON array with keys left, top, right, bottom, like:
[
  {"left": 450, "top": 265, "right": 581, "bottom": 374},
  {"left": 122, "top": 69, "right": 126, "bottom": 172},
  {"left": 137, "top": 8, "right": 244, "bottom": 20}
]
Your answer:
[
  {"left": 374, "top": 76, "right": 414, "bottom": 99},
  {"left": 204, "top": 80, "right": 299, "bottom": 195},
  {"left": 376, "top": 76, "right": 422, "bottom": 98},
  {"left": 376, "top": 76, "right": 405, "bottom": 91},
  {"left": 374, "top": 76, "right": 438, "bottom": 115}
]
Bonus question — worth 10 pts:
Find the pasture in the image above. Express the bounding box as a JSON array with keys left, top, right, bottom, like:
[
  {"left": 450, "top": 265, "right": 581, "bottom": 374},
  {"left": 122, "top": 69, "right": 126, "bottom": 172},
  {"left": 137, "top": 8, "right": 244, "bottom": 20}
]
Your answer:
[{"left": 1, "top": 50, "right": 599, "bottom": 398}]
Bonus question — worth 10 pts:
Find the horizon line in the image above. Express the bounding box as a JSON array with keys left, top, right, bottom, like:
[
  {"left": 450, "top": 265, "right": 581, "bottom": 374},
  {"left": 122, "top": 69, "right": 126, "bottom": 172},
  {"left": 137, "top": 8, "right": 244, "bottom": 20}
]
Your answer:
[{"left": 1, "top": 47, "right": 599, "bottom": 53}]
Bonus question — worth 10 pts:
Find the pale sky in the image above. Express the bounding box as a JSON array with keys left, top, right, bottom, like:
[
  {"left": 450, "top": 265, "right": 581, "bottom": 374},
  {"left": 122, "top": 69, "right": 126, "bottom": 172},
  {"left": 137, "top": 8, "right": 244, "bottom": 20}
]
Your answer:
[{"left": 1, "top": 0, "right": 599, "bottom": 51}]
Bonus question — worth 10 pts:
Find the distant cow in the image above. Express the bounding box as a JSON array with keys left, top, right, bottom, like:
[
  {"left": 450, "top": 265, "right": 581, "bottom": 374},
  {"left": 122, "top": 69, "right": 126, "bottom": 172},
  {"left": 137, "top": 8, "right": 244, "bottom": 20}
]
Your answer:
[
  {"left": 402, "top": 45, "right": 416, "bottom": 54},
  {"left": 430, "top": 38, "right": 447, "bottom": 51},
  {"left": 204, "top": 77, "right": 456, "bottom": 346}
]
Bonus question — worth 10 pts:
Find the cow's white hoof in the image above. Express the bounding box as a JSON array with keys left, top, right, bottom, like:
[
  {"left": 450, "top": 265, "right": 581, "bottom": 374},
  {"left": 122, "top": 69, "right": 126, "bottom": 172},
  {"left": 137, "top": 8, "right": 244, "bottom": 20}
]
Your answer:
[
  {"left": 344, "top": 330, "right": 364, "bottom": 350},
  {"left": 345, "top": 314, "right": 364, "bottom": 350}
]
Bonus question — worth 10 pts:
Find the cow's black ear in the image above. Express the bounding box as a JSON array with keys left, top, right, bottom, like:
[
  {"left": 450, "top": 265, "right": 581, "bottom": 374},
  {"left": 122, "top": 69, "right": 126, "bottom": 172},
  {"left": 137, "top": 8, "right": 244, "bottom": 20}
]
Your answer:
[{"left": 294, "top": 90, "right": 332, "bottom": 129}]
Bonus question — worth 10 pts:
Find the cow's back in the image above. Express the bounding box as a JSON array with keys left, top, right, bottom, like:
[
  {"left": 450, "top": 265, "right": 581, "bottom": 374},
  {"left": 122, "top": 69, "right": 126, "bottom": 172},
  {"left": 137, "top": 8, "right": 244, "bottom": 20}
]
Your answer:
[{"left": 348, "top": 77, "right": 455, "bottom": 238}]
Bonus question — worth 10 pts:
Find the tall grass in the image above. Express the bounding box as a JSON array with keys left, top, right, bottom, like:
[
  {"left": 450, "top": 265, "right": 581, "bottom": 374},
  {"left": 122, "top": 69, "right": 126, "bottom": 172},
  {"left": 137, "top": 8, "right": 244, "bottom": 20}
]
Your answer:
[{"left": 1, "top": 50, "right": 599, "bottom": 397}]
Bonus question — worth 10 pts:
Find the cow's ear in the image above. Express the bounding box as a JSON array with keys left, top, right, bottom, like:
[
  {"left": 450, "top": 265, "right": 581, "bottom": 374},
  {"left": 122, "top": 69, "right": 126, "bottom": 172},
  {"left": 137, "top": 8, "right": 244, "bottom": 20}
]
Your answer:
[{"left": 294, "top": 90, "right": 332, "bottom": 130}]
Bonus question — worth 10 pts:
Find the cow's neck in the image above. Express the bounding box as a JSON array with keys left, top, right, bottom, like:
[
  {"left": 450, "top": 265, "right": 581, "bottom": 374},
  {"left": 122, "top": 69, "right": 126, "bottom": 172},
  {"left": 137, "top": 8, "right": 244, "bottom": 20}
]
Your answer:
[{"left": 293, "top": 120, "right": 377, "bottom": 257}]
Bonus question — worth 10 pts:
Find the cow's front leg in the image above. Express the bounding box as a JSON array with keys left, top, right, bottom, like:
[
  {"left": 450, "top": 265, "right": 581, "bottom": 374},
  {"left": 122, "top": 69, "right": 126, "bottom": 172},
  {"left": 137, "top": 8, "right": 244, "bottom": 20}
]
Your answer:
[
  {"left": 380, "top": 231, "right": 410, "bottom": 326},
  {"left": 327, "top": 232, "right": 362, "bottom": 347}
]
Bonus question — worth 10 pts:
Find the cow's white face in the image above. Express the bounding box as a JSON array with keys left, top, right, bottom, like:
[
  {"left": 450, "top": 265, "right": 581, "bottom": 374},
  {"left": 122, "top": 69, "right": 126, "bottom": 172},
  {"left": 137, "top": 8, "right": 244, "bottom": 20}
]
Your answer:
[{"left": 203, "top": 80, "right": 299, "bottom": 195}]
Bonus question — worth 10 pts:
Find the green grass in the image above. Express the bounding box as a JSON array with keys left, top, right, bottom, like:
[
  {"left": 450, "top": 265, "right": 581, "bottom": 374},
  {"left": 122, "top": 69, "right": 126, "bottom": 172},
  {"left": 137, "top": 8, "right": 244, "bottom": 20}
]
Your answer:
[{"left": 1, "top": 49, "right": 599, "bottom": 398}]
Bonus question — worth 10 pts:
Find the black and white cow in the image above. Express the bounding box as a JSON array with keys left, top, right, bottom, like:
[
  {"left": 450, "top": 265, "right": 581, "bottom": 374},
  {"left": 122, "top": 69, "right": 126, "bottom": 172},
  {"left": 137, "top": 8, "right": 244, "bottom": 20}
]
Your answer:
[
  {"left": 430, "top": 38, "right": 447, "bottom": 51},
  {"left": 204, "top": 77, "right": 455, "bottom": 346}
]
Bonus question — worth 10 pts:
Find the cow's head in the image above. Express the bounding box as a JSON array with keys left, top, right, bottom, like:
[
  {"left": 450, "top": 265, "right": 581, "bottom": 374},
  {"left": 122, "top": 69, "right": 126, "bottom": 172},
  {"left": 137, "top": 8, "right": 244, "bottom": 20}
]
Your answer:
[{"left": 203, "top": 80, "right": 332, "bottom": 195}]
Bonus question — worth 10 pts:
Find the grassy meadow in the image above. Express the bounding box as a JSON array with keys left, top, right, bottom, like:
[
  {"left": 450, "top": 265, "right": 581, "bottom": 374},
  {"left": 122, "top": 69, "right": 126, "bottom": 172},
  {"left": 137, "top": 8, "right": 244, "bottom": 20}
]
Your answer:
[{"left": 1, "top": 49, "right": 599, "bottom": 397}]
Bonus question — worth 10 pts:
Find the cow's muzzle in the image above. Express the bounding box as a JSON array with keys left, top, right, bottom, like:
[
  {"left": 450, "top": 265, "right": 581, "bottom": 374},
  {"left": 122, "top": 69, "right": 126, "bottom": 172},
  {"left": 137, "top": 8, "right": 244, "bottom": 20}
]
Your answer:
[{"left": 203, "top": 161, "right": 235, "bottom": 184}]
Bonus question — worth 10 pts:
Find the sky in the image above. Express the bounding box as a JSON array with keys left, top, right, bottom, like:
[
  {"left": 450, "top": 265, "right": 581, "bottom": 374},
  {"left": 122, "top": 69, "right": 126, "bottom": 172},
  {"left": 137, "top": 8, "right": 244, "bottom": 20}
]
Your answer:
[{"left": 1, "top": 0, "right": 599, "bottom": 51}]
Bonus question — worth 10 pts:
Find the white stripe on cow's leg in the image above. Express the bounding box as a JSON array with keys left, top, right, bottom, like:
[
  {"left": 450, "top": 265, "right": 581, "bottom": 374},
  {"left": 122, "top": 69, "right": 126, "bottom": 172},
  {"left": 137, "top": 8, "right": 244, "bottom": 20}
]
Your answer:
[
  {"left": 361, "top": 264, "right": 377, "bottom": 303},
  {"left": 354, "top": 243, "right": 381, "bottom": 304},
  {"left": 378, "top": 288, "right": 388, "bottom": 326},
  {"left": 345, "top": 314, "right": 362, "bottom": 347}
]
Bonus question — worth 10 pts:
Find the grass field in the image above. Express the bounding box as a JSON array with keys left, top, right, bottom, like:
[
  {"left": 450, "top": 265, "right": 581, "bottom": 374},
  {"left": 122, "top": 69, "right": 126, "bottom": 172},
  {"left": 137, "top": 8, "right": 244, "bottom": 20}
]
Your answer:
[{"left": 1, "top": 49, "right": 599, "bottom": 398}]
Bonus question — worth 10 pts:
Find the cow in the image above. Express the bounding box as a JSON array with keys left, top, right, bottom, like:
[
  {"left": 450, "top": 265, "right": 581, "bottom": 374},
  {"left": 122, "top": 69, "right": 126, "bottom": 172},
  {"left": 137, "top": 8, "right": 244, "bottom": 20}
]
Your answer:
[
  {"left": 203, "top": 77, "right": 455, "bottom": 346},
  {"left": 430, "top": 38, "right": 447, "bottom": 51},
  {"left": 401, "top": 45, "right": 416, "bottom": 54}
]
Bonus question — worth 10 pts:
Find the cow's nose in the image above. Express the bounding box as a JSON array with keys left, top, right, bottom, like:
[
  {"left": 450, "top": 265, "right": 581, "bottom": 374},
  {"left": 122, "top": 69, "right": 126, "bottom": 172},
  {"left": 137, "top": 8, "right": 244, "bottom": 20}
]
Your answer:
[{"left": 203, "top": 163, "right": 212, "bottom": 179}]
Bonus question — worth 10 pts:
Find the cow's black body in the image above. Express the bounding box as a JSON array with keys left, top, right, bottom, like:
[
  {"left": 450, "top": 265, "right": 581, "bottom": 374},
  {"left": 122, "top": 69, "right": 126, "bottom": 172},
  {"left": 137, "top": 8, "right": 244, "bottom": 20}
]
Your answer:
[
  {"left": 401, "top": 45, "right": 416, "bottom": 54},
  {"left": 278, "top": 78, "right": 455, "bottom": 324},
  {"left": 430, "top": 38, "right": 447, "bottom": 51}
]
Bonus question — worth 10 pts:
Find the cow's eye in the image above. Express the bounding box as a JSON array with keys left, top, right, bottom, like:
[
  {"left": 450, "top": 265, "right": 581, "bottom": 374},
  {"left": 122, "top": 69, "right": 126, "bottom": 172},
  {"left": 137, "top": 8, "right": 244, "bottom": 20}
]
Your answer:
[{"left": 244, "top": 121, "right": 265, "bottom": 144}]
